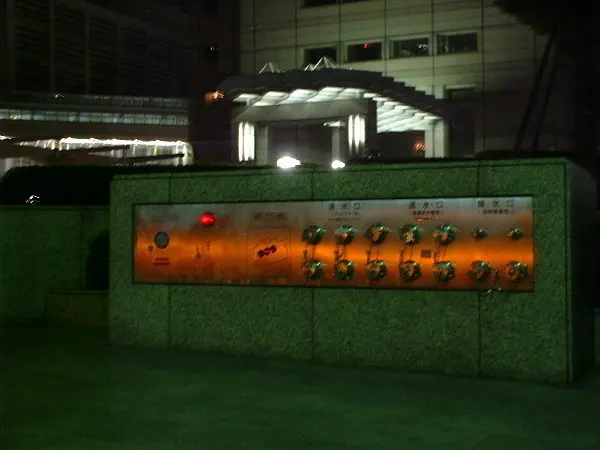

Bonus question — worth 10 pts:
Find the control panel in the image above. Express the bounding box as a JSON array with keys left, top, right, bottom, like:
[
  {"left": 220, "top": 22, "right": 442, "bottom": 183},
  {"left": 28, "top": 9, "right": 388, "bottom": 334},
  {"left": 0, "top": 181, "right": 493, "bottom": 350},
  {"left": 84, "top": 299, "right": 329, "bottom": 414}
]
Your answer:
[{"left": 134, "top": 197, "right": 534, "bottom": 291}]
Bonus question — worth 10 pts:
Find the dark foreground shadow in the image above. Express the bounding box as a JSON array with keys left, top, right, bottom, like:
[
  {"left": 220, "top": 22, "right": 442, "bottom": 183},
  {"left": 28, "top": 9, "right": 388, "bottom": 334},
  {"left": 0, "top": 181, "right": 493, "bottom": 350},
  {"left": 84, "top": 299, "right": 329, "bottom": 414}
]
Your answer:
[{"left": 1, "top": 326, "right": 599, "bottom": 449}]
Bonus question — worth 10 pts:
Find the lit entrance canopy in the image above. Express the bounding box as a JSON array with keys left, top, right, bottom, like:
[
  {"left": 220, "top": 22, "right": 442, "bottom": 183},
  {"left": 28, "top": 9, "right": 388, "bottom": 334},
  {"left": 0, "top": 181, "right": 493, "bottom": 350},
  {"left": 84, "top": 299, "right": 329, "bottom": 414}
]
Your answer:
[{"left": 218, "top": 65, "right": 458, "bottom": 133}]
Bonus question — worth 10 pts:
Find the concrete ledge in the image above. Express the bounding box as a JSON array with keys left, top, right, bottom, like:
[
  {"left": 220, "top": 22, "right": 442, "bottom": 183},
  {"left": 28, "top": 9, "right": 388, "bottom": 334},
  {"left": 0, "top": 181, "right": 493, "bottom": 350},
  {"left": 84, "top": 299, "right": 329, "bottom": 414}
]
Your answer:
[{"left": 47, "top": 290, "right": 108, "bottom": 328}]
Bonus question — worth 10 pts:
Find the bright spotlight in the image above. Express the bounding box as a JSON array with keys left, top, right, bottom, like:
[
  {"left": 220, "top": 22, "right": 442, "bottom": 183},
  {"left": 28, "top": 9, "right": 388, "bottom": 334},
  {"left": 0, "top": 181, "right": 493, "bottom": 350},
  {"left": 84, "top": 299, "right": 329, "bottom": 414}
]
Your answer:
[
  {"left": 276, "top": 156, "right": 301, "bottom": 169},
  {"left": 331, "top": 160, "right": 345, "bottom": 169}
]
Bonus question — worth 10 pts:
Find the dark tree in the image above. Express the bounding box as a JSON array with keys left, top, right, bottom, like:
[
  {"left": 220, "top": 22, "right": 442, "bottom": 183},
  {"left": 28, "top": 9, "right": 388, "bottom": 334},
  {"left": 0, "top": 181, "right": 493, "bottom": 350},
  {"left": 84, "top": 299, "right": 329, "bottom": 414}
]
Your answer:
[{"left": 494, "top": 0, "right": 597, "bottom": 172}]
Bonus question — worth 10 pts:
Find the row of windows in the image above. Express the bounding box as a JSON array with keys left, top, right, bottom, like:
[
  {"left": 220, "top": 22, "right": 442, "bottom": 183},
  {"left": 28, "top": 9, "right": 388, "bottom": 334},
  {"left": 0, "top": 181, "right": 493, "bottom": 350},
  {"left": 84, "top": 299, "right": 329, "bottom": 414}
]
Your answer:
[
  {"left": 149, "top": 0, "right": 220, "bottom": 18},
  {"left": 9, "top": 92, "right": 188, "bottom": 109},
  {"left": 303, "top": 0, "right": 366, "bottom": 6},
  {"left": 305, "top": 32, "right": 478, "bottom": 65},
  {"left": 0, "top": 109, "right": 189, "bottom": 125},
  {"left": 13, "top": 1, "right": 191, "bottom": 97}
]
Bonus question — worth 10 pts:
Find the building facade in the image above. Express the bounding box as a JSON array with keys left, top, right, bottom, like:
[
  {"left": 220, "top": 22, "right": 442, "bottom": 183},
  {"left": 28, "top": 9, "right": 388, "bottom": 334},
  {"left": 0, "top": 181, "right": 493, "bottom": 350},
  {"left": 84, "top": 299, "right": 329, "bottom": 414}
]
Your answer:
[
  {"left": 1, "top": 0, "right": 191, "bottom": 98},
  {"left": 188, "top": 0, "right": 241, "bottom": 163},
  {"left": 238, "top": 0, "right": 571, "bottom": 157},
  {"left": 0, "top": 92, "right": 192, "bottom": 174},
  {"left": 0, "top": 0, "right": 236, "bottom": 173}
]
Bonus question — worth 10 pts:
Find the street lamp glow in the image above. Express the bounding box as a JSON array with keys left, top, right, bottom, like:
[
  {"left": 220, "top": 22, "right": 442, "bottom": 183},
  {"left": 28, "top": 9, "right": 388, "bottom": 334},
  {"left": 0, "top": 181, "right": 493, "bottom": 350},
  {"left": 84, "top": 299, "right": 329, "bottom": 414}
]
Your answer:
[
  {"left": 331, "top": 160, "right": 345, "bottom": 169},
  {"left": 277, "top": 156, "right": 301, "bottom": 169}
]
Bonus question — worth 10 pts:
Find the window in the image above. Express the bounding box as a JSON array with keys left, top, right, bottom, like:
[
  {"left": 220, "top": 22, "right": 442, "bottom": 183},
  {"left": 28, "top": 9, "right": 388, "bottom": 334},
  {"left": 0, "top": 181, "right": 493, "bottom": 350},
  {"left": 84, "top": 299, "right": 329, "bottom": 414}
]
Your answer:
[
  {"left": 303, "top": 0, "right": 336, "bottom": 6},
  {"left": 203, "top": 44, "right": 220, "bottom": 63},
  {"left": 437, "top": 33, "right": 478, "bottom": 55},
  {"left": 145, "top": 115, "right": 162, "bottom": 125},
  {"left": 305, "top": 46, "right": 337, "bottom": 66},
  {"left": 446, "top": 87, "right": 476, "bottom": 101},
  {"left": 347, "top": 42, "right": 382, "bottom": 62},
  {"left": 303, "top": 0, "right": 367, "bottom": 5},
  {"left": 391, "top": 37, "right": 430, "bottom": 58},
  {"left": 203, "top": 0, "right": 218, "bottom": 15}
]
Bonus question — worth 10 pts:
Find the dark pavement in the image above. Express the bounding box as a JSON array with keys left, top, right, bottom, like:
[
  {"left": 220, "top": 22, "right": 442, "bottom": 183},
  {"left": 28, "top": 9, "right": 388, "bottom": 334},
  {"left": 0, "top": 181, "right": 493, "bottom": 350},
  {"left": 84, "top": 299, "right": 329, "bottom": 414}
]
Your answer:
[{"left": 1, "top": 325, "right": 599, "bottom": 449}]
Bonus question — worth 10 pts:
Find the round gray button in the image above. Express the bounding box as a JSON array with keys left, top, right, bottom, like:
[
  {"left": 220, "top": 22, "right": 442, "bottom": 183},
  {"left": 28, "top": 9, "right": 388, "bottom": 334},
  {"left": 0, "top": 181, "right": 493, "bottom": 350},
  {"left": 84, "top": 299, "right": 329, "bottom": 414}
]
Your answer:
[{"left": 154, "top": 231, "right": 170, "bottom": 249}]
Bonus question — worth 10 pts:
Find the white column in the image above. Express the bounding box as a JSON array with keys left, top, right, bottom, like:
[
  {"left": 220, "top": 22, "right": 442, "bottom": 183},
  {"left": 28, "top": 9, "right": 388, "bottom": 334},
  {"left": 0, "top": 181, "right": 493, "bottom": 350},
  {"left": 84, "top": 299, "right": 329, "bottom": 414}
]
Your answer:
[
  {"left": 425, "top": 120, "right": 449, "bottom": 158},
  {"left": 237, "top": 121, "right": 256, "bottom": 163},
  {"left": 347, "top": 115, "right": 366, "bottom": 155},
  {"left": 332, "top": 127, "right": 341, "bottom": 161}
]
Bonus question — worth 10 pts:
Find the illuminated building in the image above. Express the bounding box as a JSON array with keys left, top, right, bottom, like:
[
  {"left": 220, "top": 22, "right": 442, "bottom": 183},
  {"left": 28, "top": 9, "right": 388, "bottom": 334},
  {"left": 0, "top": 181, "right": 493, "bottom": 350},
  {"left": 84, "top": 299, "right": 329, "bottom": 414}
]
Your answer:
[
  {"left": 0, "top": 0, "right": 216, "bottom": 174},
  {"left": 228, "top": 0, "right": 571, "bottom": 164},
  {"left": 0, "top": 93, "right": 192, "bottom": 174}
]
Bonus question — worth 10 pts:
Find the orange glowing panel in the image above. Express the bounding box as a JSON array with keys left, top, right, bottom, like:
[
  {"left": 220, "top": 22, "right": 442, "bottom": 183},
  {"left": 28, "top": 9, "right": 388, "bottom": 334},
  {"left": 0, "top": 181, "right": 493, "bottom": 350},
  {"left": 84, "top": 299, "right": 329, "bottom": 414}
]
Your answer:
[{"left": 133, "top": 197, "right": 535, "bottom": 291}]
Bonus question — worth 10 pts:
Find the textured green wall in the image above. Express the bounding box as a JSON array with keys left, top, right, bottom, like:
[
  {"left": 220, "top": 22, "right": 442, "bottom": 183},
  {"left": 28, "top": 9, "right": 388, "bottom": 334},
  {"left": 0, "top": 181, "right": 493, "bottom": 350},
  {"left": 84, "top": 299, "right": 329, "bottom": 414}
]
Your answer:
[
  {"left": 109, "top": 175, "right": 171, "bottom": 348},
  {"left": 478, "top": 161, "right": 571, "bottom": 382},
  {"left": 0, "top": 207, "right": 109, "bottom": 322},
  {"left": 311, "top": 162, "right": 481, "bottom": 376},
  {"left": 110, "top": 159, "right": 596, "bottom": 383}
]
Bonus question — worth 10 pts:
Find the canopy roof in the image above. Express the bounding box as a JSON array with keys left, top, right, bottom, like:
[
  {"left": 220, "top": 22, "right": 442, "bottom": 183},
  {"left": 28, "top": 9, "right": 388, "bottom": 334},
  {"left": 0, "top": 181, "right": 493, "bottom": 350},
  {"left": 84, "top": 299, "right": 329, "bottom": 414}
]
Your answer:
[{"left": 218, "top": 63, "right": 459, "bottom": 133}]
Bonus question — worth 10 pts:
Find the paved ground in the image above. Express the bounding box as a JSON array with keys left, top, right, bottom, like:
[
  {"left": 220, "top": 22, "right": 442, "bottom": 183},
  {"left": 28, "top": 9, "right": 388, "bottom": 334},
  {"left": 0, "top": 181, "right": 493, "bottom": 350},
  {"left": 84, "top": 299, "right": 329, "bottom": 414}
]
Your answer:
[{"left": 1, "top": 326, "right": 599, "bottom": 449}]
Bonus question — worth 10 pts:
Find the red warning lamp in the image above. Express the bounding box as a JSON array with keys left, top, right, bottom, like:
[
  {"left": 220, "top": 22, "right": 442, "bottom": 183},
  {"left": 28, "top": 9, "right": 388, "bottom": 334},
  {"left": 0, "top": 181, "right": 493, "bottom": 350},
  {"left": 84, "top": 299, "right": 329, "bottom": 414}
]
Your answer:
[
  {"left": 363, "top": 43, "right": 370, "bottom": 49},
  {"left": 199, "top": 212, "right": 216, "bottom": 227}
]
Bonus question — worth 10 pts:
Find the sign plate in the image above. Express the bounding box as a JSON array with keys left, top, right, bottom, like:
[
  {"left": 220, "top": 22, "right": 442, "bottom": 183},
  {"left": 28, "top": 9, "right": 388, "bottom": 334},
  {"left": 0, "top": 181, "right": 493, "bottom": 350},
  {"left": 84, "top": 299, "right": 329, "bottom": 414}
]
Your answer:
[{"left": 133, "top": 197, "right": 534, "bottom": 291}]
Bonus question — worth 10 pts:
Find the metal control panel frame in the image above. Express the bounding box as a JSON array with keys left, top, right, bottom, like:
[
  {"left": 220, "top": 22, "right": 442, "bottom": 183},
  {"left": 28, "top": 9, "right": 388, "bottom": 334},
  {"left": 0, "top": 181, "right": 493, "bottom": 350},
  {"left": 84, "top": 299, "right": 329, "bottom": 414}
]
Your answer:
[{"left": 133, "top": 197, "right": 534, "bottom": 291}]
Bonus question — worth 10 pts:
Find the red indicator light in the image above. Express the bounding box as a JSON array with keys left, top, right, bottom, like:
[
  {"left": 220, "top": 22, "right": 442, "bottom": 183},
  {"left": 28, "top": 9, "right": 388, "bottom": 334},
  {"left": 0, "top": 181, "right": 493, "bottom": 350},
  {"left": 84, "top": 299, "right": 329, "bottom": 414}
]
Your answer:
[
  {"left": 199, "top": 212, "right": 216, "bottom": 227},
  {"left": 363, "top": 43, "right": 369, "bottom": 48}
]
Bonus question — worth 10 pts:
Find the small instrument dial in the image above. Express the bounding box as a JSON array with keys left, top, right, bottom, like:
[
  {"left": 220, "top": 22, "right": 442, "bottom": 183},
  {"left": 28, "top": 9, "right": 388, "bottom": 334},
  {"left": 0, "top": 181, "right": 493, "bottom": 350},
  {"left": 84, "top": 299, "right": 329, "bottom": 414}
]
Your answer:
[
  {"left": 302, "top": 226, "right": 326, "bottom": 245},
  {"left": 399, "top": 224, "right": 422, "bottom": 245},
  {"left": 366, "top": 260, "right": 388, "bottom": 281},
  {"left": 434, "top": 261, "right": 456, "bottom": 282},
  {"left": 334, "top": 225, "right": 358, "bottom": 245},
  {"left": 334, "top": 260, "right": 355, "bottom": 281},
  {"left": 507, "top": 228, "right": 525, "bottom": 241},
  {"left": 364, "top": 224, "right": 390, "bottom": 245},
  {"left": 399, "top": 260, "right": 422, "bottom": 282},
  {"left": 302, "top": 260, "right": 324, "bottom": 281},
  {"left": 472, "top": 228, "right": 488, "bottom": 240},
  {"left": 467, "top": 261, "right": 493, "bottom": 282},
  {"left": 504, "top": 261, "right": 528, "bottom": 282},
  {"left": 433, "top": 225, "right": 457, "bottom": 245}
]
